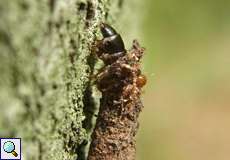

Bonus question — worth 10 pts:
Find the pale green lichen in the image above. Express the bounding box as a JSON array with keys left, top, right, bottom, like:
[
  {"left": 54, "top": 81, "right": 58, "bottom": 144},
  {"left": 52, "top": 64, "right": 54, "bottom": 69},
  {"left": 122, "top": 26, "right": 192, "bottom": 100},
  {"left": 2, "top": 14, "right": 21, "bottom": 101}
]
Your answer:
[{"left": 0, "top": 0, "right": 140, "bottom": 159}]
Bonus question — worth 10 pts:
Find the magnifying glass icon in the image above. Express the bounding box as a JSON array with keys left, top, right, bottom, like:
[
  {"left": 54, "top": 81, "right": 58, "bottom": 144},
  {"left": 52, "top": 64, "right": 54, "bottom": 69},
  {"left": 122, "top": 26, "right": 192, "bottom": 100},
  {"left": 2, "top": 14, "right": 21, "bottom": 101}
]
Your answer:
[{"left": 3, "top": 141, "right": 18, "bottom": 157}]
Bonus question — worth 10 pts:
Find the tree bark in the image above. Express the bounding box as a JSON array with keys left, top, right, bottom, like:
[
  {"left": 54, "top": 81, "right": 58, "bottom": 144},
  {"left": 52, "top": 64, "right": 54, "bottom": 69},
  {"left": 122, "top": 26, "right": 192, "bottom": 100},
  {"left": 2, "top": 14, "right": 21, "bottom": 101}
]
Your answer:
[{"left": 0, "top": 0, "right": 141, "bottom": 159}]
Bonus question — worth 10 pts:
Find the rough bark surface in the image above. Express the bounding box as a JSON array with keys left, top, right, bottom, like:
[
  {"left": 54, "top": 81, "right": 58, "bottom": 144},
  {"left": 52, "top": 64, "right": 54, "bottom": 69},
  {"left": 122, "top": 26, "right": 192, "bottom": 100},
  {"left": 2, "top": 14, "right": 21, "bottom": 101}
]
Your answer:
[{"left": 0, "top": 0, "right": 141, "bottom": 159}]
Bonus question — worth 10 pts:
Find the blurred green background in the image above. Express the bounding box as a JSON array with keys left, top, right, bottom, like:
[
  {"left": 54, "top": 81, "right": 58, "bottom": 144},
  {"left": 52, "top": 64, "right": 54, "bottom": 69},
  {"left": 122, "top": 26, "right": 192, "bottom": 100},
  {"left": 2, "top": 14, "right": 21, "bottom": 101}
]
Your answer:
[{"left": 135, "top": 0, "right": 230, "bottom": 160}]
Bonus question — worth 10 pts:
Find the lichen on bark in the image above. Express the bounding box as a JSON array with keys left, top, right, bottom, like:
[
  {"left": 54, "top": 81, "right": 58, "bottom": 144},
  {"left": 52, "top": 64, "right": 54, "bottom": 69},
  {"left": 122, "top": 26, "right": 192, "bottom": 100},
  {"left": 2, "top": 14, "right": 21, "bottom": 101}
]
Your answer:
[{"left": 0, "top": 0, "right": 141, "bottom": 159}]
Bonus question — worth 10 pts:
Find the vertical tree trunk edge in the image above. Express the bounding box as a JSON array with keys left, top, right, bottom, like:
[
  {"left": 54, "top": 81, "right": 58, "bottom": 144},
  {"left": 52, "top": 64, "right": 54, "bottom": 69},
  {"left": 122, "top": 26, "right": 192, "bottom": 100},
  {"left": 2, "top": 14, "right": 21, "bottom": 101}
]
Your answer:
[{"left": 0, "top": 0, "right": 142, "bottom": 159}]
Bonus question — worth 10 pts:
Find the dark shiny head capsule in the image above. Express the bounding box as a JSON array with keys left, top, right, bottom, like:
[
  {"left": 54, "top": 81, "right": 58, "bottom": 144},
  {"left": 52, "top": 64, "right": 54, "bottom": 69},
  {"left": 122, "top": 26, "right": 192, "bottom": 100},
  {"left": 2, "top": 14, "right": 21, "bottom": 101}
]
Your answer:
[
  {"left": 100, "top": 23, "right": 117, "bottom": 38},
  {"left": 100, "top": 23, "right": 126, "bottom": 54}
]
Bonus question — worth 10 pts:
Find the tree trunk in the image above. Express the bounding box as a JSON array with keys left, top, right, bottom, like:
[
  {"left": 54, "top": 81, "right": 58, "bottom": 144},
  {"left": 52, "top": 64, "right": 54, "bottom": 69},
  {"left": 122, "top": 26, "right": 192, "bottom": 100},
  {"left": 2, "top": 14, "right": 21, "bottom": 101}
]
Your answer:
[{"left": 0, "top": 0, "right": 141, "bottom": 159}]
